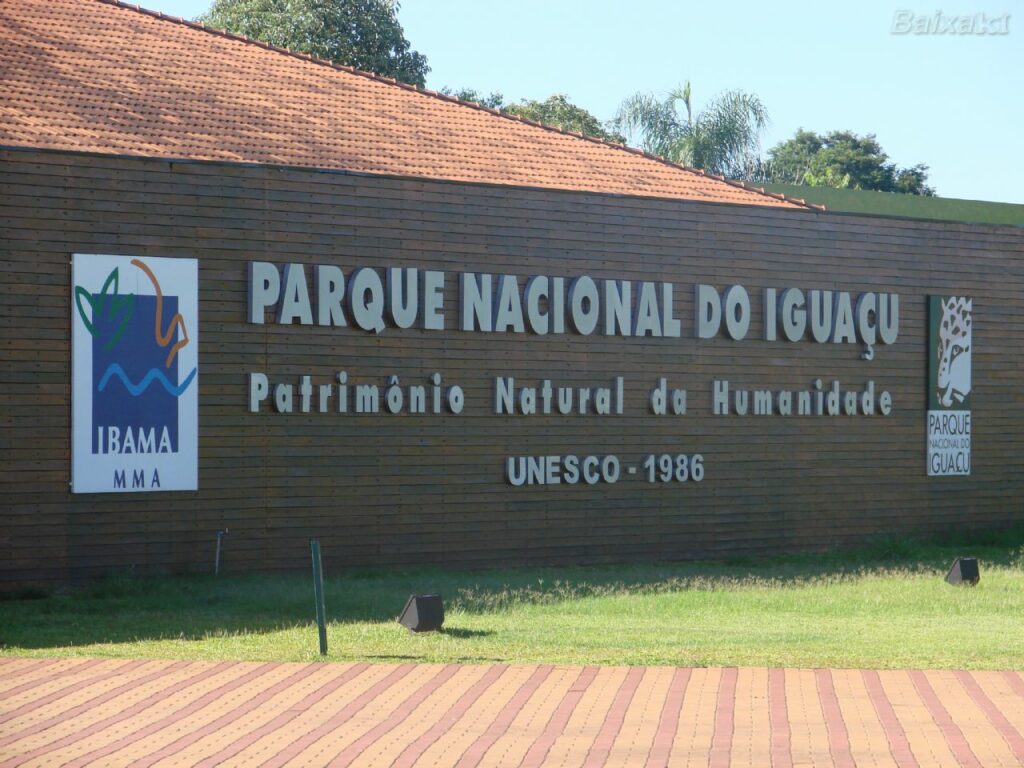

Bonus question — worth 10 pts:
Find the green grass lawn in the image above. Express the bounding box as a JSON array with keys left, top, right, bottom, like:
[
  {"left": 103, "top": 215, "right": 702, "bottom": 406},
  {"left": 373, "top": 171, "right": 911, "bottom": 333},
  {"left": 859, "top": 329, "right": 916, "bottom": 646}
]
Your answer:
[{"left": 2, "top": 533, "right": 1023, "bottom": 670}]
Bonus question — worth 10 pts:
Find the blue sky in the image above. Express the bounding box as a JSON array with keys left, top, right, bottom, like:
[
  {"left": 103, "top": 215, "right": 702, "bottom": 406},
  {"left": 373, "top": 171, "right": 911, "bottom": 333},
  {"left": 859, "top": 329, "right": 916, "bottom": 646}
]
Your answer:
[{"left": 155, "top": 0, "right": 1020, "bottom": 203}]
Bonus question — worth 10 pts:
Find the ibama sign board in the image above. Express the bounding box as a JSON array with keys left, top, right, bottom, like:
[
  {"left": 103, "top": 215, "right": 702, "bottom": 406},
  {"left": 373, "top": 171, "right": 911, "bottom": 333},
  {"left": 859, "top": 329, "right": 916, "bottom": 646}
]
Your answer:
[{"left": 71, "top": 254, "right": 198, "bottom": 492}]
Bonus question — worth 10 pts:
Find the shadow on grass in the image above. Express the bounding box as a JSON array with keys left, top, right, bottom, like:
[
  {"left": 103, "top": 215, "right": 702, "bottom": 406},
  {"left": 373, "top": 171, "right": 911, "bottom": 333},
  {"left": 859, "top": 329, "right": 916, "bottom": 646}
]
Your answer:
[
  {"left": 1, "top": 527, "right": 1021, "bottom": 651},
  {"left": 439, "top": 627, "right": 494, "bottom": 639}
]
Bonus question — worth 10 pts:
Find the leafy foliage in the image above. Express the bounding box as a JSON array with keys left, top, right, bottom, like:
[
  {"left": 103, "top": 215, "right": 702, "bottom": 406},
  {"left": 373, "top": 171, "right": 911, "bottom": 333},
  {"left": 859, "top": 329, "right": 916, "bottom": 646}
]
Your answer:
[
  {"left": 761, "top": 129, "right": 935, "bottom": 195},
  {"left": 439, "top": 87, "right": 506, "bottom": 111},
  {"left": 198, "top": 0, "right": 429, "bottom": 87},
  {"left": 440, "top": 90, "right": 624, "bottom": 143},
  {"left": 503, "top": 95, "right": 626, "bottom": 144},
  {"left": 614, "top": 82, "right": 769, "bottom": 179}
]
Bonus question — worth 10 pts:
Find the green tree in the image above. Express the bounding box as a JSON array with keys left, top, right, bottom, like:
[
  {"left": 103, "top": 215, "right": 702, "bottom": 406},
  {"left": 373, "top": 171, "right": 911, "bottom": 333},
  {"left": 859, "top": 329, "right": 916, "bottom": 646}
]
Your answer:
[
  {"left": 763, "top": 129, "right": 935, "bottom": 195},
  {"left": 613, "top": 82, "right": 769, "bottom": 179},
  {"left": 503, "top": 95, "right": 625, "bottom": 144},
  {"left": 893, "top": 164, "right": 934, "bottom": 195},
  {"left": 760, "top": 128, "right": 823, "bottom": 184},
  {"left": 441, "top": 90, "right": 624, "bottom": 143},
  {"left": 198, "top": 0, "right": 429, "bottom": 87},
  {"left": 439, "top": 88, "right": 506, "bottom": 111}
]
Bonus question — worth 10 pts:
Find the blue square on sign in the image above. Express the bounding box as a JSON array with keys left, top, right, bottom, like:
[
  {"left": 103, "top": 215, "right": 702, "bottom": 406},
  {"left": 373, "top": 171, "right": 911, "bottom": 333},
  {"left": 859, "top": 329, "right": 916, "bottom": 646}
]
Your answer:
[{"left": 91, "top": 294, "right": 179, "bottom": 454}]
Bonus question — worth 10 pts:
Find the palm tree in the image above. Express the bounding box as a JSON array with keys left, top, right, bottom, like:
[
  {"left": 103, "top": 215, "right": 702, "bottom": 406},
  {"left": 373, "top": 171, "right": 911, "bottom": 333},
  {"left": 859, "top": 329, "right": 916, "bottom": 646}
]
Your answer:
[{"left": 614, "top": 82, "right": 768, "bottom": 180}]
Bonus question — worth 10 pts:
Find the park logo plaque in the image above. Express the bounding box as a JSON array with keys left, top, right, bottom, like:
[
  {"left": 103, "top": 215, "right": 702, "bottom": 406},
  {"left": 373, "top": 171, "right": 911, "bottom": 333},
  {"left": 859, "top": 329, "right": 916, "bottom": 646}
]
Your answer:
[
  {"left": 71, "top": 254, "right": 199, "bottom": 492},
  {"left": 927, "top": 295, "right": 972, "bottom": 476}
]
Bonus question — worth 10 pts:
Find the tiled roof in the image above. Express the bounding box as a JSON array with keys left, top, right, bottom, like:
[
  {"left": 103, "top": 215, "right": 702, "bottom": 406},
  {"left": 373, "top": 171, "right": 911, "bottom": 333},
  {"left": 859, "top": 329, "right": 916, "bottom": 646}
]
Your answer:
[{"left": 0, "top": 0, "right": 817, "bottom": 210}]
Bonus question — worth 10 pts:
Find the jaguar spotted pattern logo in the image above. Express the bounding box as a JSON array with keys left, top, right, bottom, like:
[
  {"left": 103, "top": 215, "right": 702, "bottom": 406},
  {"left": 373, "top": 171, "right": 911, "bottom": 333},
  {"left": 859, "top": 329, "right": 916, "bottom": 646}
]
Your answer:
[{"left": 936, "top": 296, "right": 972, "bottom": 407}]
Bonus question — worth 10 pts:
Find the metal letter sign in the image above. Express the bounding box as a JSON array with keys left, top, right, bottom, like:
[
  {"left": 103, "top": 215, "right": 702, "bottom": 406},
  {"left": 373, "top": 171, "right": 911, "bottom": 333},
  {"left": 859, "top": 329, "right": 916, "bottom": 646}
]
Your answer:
[
  {"left": 927, "top": 295, "right": 972, "bottom": 476},
  {"left": 72, "top": 254, "right": 199, "bottom": 492}
]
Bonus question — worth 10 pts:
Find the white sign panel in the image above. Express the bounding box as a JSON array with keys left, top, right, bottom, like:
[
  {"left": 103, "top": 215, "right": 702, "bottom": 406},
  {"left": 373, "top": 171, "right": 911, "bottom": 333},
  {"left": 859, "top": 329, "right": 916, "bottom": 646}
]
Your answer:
[
  {"left": 72, "top": 254, "right": 198, "bottom": 492},
  {"left": 927, "top": 410, "right": 971, "bottom": 476}
]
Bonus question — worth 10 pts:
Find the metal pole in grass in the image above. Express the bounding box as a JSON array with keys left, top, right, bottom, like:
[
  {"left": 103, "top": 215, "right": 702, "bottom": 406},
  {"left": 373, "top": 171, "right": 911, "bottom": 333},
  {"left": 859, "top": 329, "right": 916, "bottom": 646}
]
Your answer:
[
  {"left": 310, "top": 540, "right": 328, "bottom": 656},
  {"left": 214, "top": 529, "right": 228, "bottom": 576}
]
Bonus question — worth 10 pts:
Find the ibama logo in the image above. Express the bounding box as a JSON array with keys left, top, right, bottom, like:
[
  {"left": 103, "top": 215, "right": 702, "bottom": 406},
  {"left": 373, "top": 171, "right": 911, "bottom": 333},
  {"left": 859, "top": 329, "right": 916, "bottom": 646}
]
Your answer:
[{"left": 71, "top": 254, "right": 198, "bottom": 492}]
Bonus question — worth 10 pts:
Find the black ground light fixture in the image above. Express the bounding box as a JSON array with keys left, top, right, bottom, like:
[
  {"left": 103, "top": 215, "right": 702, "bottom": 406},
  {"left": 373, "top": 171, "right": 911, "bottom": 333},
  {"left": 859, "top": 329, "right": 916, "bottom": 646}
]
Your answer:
[
  {"left": 945, "top": 556, "right": 980, "bottom": 586},
  {"left": 398, "top": 593, "right": 445, "bottom": 632}
]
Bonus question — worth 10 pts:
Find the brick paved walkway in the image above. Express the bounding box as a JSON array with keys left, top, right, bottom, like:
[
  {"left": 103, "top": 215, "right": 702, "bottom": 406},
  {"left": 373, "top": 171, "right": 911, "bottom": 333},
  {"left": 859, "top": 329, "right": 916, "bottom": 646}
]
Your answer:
[{"left": 1, "top": 658, "right": 1023, "bottom": 767}]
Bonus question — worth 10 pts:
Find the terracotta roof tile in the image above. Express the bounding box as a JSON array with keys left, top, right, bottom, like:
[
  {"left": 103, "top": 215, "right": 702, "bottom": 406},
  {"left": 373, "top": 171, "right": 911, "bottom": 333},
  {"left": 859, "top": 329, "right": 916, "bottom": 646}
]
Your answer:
[{"left": 0, "top": 0, "right": 819, "bottom": 210}]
